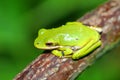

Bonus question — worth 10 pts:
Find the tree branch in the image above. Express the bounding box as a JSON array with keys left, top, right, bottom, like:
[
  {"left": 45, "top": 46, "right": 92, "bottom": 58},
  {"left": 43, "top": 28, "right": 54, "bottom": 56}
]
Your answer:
[{"left": 14, "top": 0, "right": 120, "bottom": 80}]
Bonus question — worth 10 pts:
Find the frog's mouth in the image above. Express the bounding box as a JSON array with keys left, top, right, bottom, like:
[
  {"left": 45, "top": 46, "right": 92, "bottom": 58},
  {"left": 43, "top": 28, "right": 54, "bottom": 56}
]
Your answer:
[{"left": 35, "top": 42, "right": 81, "bottom": 51}]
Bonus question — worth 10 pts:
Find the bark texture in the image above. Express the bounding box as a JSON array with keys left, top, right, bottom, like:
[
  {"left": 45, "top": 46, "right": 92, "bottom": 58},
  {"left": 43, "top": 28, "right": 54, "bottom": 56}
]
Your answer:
[{"left": 14, "top": 0, "right": 120, "bottom": 80}]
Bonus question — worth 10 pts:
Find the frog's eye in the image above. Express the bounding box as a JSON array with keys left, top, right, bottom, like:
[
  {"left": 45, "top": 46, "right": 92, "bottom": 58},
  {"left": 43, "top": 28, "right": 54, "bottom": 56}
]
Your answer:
[
  {"left": 45, "top": 42, "right": 53, "bottom": 46},
  {"left": 45, "top": 42, "right": 59, "bottom": 47}
]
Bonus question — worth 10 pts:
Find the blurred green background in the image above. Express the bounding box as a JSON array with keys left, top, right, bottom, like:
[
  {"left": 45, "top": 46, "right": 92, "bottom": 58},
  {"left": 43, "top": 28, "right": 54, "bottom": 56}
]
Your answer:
[{"left": 0, "top": 0, "right": 120, "bottom": 80}]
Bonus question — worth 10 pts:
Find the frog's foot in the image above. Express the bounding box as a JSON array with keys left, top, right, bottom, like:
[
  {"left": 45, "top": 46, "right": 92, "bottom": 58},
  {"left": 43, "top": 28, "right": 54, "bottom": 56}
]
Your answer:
[
  {"left": 52, "top": 50, "right": 63, "bottom": 58},
  {"left": 72, "top": 40, "right": 101, "bottom": 59},
  {"left": 52, "top": 47, "right": 73, "bottom": 58}
]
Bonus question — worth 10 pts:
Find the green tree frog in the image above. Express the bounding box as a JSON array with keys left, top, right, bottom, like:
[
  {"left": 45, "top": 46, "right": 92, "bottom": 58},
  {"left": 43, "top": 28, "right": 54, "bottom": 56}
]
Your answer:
[{"left": 34, "top": 22, "right": 102, "bottom": 59}]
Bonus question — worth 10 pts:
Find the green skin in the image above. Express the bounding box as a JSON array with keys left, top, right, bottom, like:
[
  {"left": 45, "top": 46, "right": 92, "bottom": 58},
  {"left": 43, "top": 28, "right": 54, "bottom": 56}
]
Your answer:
[{"left": 34, "top": 22, "right": 101, "bottom": 59}]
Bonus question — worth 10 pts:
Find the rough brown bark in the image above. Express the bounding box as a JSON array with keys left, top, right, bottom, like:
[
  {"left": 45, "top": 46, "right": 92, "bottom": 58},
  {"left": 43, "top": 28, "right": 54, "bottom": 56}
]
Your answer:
[{"left": 14, "top": 0, "right": 120, "bottom": 80}]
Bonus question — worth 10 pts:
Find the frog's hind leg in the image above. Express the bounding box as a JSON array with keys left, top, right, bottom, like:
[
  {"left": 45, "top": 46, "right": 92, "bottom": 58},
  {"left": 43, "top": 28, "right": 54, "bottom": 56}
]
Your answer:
[
  {"left": 85, "top": 40, "right": 101, "bottom": 55},
  {"left": 72, "top": 40, "right": 101, "bottom": 59}
]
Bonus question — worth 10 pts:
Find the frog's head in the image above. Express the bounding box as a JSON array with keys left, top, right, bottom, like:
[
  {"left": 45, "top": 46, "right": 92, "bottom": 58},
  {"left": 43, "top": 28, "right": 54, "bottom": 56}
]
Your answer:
[{"left": 34, "top": 29, "right": 60, "bottom": 50}]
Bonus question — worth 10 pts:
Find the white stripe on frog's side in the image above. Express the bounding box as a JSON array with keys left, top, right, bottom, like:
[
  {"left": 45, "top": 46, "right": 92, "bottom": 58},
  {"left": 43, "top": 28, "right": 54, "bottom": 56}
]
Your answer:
[{"left": 89, "top": 26, "right": 102, "bottom": 33}]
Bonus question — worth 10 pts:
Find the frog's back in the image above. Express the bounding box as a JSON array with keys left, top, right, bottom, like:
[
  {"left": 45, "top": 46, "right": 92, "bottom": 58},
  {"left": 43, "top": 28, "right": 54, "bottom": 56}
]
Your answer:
[
  {"left": 48, "top": 22, "right": 100, "bottom": 46},
  {"left": 57, "top": 22, "right": 99, "bottom": 37}
]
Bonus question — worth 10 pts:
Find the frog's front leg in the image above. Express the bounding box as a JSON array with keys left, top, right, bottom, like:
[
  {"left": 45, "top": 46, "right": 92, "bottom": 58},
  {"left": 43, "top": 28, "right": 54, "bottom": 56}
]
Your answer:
[
  {"left": 52, "top": 50, "right": 63, "bottom": 57},
  {"left": 72, "top": 40, "right": 101, "bottom": 59},
  {"left": 52, "top": 47, "right": 73, "bottom": 58}
]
